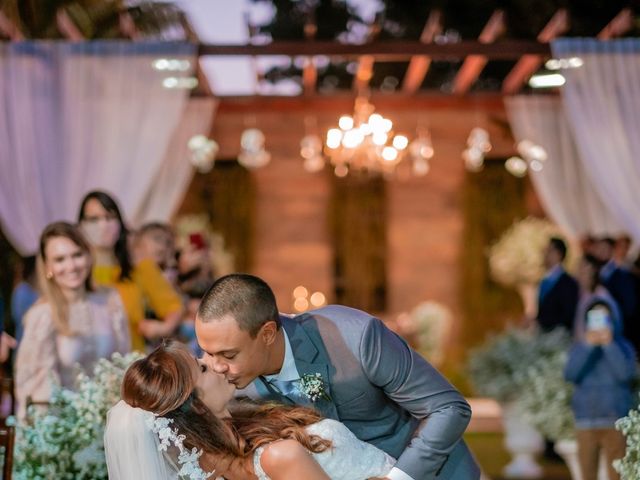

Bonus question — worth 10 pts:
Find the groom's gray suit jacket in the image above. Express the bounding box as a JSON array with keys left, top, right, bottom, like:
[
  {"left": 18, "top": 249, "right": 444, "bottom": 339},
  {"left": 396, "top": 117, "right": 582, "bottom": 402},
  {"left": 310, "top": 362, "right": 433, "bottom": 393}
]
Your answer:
[{"left": 237, "top": 305, "right": 480, "bottom": 480}]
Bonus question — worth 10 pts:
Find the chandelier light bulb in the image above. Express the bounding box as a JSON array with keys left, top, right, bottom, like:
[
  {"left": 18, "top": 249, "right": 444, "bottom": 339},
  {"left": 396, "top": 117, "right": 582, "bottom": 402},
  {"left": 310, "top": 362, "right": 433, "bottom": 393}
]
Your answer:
[
  {"left": 326, "top": 128, "right": 343, "bottom": 149},
  {"left": 412, "top": 158, "right": 430, "bottom": 176},
  {"left": 528, "top": 144, "right": 548, "bottom": 162},
  {"left": 372, "top": 132, "right": 388, "bottom": 146},
  {"left": 505, "top": 156, "right": 528, "bottom": 177},
  {"left": 368, "top": 113, "right": 383, "bottom": 127},
  {"left": 338, "top": 115, "right": 354, "bottom": 131},
  {"left": 516, "top": 139, "right": 534, "bottom": 157},
  {"left": 381, "top": 118, "right": 393, "bottom": 133},
  {"left": 304, "top": 156, "right": 325, "bottom": 173},
  {"left": 529, "top": 159, "right": 544, "bottom": 172},
  {"left": 392, "top": 135, "right": 409, "bottom": 150},
  {"left": 342, "top": 129, "right": 364, "bottom": 148},
  {"left": 334, "top": 164, "right": 349, "bottom": 177},
  {"left": 359, "top": 123, "right": 372, "bottom": 135},
  {"left": 382, "top": 146, "right": 398, "bottom": 162}
]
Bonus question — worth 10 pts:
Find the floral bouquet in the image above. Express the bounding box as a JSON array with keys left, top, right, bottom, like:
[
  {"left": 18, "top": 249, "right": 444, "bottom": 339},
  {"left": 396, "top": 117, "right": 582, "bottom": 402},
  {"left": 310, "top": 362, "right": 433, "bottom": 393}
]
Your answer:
[
  {"left": 466, "top": 326, "right": 571, "bottom": 404},
  {"left": 11, "top": 352, "right": 143, "bottom": 480},
  {"left": 516, "top": 350, "right": 575, "bottom": 441},
  {"left": 614, "top": 394, "right": 640, "bottom": 479},
  {"left": 488, "top": 217, "right": 575, "bottom": 288}
]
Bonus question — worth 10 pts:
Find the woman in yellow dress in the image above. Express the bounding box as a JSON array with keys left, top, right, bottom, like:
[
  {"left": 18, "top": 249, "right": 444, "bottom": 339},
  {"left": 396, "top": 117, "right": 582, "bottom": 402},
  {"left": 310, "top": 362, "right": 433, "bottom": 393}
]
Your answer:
[{"left": 78, "top": 191, "right": 183, "bottom": 351}]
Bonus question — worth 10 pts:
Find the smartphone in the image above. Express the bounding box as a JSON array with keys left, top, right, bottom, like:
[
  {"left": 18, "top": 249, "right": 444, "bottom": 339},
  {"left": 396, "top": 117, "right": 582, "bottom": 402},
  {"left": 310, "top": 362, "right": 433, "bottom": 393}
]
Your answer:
[{"left": 586, "top": 309, "right": 609, "bottom": 331}]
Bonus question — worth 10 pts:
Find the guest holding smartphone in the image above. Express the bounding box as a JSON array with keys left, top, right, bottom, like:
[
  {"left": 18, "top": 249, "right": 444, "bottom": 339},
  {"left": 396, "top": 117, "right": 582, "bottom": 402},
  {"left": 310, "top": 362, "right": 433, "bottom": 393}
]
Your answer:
[{"left": 564, "top": 299, "right": 637, "bottom": 480}]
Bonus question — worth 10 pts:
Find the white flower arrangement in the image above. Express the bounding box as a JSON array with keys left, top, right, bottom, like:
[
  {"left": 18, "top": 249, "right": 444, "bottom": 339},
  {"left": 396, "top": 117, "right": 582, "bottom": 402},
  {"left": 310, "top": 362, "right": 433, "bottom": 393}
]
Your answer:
[
  {"left": 516, "top": 350, "right": 575, "bottom": 441},
  {"left": 11, "top": 352, "right": 143, "bottom": 480},
  {"left": 614, "top": 394, "right": 640, "bottom": 479},
  {"left": 298, "top": 373, "right": 330, "bottom": 402},
  {"left": 488, "top": 217, "right": 576, "bottom": 288},
  {"left": 408, "top": 301, "right": 452, "bottom": 368},
  {"left": 467, "top": 326, "right": 570, "bottom": 404}
]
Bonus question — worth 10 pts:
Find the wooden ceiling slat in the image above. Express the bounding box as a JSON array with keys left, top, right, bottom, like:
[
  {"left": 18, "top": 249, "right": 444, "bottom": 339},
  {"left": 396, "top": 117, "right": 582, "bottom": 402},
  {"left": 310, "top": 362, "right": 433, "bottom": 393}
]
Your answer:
[
  {"left": 598, "top": 8, "right": 633, "bottom": 39},
  {"left": 302, "top": 19, "right": 318, "bottom": 96},
  {"left": 452, "top": 10, "right": 505, "bottom": 95},
  {"left": 197, "top": 40, "right": 550, "bottom": 59},
  {"left": 402, "top": 10, "right": 442, "bottom": 94},
  {"left": 353, "top": 22, "right": 381, "bottom": 93},
  {"left": 502, "top": 9, "right": 569, "bottom": 94}
]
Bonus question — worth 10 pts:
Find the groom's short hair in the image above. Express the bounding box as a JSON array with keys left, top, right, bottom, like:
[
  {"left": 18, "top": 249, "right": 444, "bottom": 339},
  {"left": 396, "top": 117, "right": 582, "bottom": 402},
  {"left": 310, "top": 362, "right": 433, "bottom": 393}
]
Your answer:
[{"left": 198, "top": 273, "right": 280, "bottom": 337}]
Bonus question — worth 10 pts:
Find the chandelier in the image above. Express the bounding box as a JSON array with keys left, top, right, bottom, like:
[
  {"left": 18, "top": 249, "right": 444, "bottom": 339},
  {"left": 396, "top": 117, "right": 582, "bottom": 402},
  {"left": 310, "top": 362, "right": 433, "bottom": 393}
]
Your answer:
[{"left": 300, "top": 97, "right": 434, "bottom": 178}]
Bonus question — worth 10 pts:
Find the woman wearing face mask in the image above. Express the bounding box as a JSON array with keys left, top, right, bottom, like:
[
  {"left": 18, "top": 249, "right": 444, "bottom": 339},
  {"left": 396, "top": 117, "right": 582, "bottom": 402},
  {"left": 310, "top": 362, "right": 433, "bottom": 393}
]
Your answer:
[
  {"left": 15, "top": 222, "right": 131, "bottom": 418},
  {"left": 78, "top": 191, "right": 183, "bottom": 351}
]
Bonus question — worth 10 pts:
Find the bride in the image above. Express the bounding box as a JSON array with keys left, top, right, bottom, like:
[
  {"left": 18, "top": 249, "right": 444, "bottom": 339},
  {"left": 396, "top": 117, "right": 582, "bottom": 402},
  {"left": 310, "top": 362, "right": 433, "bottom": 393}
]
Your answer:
[{"left": 105, "top": 339, "right": 395, "bottom": 480}]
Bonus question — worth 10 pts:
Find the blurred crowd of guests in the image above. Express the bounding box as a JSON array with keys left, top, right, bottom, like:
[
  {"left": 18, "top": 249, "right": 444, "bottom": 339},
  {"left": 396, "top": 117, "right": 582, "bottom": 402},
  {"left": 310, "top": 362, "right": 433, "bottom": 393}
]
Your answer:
[
  {"left": 0, "top": 190, "right": 219, "bottom": 418},
  {"left": 535, "top": 235, "right": 639, "bottom": 480}
]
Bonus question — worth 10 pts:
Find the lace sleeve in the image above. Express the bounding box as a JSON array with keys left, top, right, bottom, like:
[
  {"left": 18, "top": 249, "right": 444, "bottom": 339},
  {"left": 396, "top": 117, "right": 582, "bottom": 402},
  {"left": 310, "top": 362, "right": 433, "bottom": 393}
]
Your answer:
[
  {"left": 253, "top": 446, "right": 270, "bottom": 480},
  {"left": 14, "top": 303, "right": 58, "bottom": 419}
]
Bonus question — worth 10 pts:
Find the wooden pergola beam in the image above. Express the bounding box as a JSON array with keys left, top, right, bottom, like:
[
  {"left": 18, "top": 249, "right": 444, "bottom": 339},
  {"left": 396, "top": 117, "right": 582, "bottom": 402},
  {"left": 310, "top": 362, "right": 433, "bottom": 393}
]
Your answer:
[
  {"left": 216, "top": 92, "right": 507, "bottom": 114},
  {"left": 402, "top": 10, "right": 442, "bottom": 94},
  {"left": 353, "top": 22, "right": 381, "bottom": 93},
  {"left": 197, "top": 40, "right": 550, "bottom": 60},
  {"left": 302, "top": 18, "right": 318, "bottom": 96},
  {"left": 598, "top": 8, "right": 633, "bottom": 39},
  {"left": 452, "top": 10, "right": 505, "bottom": 94},
  {"left": 502, "top": 9, "right": 568, "bottom": 94}
]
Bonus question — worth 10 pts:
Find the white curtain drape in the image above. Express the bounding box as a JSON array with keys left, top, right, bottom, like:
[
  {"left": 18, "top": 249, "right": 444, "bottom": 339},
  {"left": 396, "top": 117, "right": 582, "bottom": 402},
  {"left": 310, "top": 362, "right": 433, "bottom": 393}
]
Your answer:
[
  {"left": 133, "top": 97, "right": 218, "bottom": 226},
  {"left": 0, "top": 41, "right": 196, "bottom": 255},
  {"left": 552, "top": 38, "right": 640, "bottom": 243},
  {"left": 505, "top": 95, "right": 624, "bottom": 239}
]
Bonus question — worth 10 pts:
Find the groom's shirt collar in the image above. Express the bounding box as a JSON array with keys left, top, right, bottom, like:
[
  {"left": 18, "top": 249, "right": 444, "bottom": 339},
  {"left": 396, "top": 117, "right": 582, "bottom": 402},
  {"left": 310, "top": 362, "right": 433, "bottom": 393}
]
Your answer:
[{"left": 263, "top": 328, "right": 300, "bottom": 383}]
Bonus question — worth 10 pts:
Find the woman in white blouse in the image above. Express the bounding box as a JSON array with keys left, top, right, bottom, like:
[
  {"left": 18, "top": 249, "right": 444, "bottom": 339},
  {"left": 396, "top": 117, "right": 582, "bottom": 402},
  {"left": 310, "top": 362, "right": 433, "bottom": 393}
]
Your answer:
[{"left": 15, "top": 221, "right": 130, "bottom": 418}]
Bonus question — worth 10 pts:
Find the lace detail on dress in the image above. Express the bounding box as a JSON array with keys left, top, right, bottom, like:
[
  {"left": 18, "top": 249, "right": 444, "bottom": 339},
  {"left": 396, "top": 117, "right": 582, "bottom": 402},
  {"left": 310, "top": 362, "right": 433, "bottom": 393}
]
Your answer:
[{"left": 253, "top": 419, "right": 395, "bottom": 480}]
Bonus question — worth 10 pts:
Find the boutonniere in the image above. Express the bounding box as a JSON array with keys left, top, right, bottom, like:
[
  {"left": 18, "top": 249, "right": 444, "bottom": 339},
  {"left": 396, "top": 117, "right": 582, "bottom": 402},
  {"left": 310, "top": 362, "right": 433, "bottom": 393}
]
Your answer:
[{"left": 299, "top": 373, "right": 331, "bottom": 402}]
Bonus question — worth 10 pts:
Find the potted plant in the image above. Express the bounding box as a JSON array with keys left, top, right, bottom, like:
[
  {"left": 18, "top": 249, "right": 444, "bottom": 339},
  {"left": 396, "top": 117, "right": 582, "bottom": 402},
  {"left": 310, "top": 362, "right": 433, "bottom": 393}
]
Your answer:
[{"left": 467, "top": 327, "right": 571, "bottom": 478}]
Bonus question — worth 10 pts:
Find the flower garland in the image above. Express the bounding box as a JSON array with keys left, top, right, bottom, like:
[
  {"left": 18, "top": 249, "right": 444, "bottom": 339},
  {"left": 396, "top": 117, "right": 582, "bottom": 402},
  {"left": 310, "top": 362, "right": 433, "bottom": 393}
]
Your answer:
[{"left": 11, "top": 352, "right": 143, "bottom": 480}]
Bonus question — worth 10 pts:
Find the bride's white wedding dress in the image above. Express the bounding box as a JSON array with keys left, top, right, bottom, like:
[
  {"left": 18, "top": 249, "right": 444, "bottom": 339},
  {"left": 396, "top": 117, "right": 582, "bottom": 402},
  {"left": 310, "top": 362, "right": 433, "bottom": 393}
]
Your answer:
[{"left": 253, "top": 418, "right": 395, "bottom": 480}]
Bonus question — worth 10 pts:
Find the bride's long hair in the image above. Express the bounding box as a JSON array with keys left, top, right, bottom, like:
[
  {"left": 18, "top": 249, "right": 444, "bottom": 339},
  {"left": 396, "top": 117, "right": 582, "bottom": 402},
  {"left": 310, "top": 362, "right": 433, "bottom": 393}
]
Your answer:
[{"left": 122, "top": 340, "right": 331, "bottom": 474}]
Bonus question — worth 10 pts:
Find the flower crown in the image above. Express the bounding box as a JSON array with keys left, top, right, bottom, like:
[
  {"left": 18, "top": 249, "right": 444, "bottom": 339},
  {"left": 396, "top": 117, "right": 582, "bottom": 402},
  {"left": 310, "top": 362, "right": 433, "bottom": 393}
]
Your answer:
[{"left": 147, "top": 415, "right": 216, "bottom": 480}]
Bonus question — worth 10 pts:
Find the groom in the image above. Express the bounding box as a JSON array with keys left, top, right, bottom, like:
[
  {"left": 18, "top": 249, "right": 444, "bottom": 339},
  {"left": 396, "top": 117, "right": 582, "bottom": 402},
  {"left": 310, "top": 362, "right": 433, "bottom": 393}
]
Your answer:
[{"left": 196, "top": 274, "right": 480, "bottom": 480}]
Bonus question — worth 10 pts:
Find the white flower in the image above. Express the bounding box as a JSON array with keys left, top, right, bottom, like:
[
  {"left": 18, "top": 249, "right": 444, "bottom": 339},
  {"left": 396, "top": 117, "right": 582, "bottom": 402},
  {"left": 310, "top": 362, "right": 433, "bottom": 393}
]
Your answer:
[
  {"left": 488, "top": 217, "right": 578, "bottom": 287},
  {"left": 298, "top": 373, "right": 330, "bottom": 402},
  {"left": 614, "top": 394, "right": 640, "bottom": 479},
  {"left": 13, "top": 351, "right": 144, "bottom": 479}
]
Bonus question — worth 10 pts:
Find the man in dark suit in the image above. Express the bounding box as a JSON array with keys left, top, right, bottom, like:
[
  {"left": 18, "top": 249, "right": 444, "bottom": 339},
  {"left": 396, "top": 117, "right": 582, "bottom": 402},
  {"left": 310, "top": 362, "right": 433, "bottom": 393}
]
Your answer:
[
  {"left": 594, "top": 237, "right": 638, "bottom": 349},
  {"left": 196, "top": 273, "right": 480, "bottom": 480},
  {"left": 536, "top": 237, "right": 579, "bottom": 332}
]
